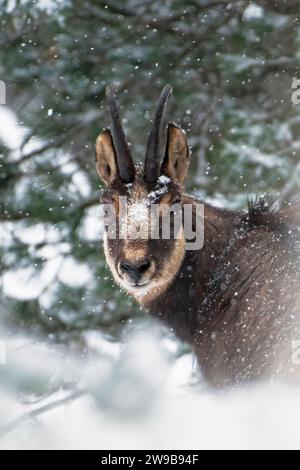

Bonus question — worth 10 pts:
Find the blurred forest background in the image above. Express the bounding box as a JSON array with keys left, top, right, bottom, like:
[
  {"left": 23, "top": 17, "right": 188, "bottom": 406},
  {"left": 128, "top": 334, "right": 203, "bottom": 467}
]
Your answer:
[{"left": 1, "top": 0, "right": 300, "bottom": 448}]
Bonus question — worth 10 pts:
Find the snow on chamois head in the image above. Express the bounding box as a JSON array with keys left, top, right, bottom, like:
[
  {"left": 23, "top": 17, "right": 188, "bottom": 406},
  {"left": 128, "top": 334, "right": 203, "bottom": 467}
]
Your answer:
[{"left": 95, "top": 85, "right": 191, "bottom": 303}]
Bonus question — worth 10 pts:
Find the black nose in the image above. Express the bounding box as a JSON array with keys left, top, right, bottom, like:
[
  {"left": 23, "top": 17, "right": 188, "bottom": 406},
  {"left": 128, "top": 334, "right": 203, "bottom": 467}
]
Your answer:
[{"left": 120, "top": 260, "right": 151, "bottom": 283}]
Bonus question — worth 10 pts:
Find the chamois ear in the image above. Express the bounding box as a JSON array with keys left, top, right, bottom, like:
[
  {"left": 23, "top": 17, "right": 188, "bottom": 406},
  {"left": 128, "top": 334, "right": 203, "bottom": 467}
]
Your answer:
[
  {"left": 161, "top": 123, "right": 190, "bottom": 185},
  {"left": 95, "top": 129, "right": 119, "bottom": 185}
]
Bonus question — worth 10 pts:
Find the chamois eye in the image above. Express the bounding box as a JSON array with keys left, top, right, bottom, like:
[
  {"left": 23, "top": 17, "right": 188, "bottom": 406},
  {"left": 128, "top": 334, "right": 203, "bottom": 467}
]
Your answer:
[
  {"left": 172, "top": 198, "right": 182, "bottom": 205},
  {"left": 100, "top": 203, "right": 110, "bottom": 217}
]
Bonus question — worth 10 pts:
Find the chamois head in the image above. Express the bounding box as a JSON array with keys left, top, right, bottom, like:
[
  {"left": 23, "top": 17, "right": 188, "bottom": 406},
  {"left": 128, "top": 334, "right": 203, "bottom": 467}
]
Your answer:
[{"left": 95, "top": 85, "right": 191, "bottom": 303}]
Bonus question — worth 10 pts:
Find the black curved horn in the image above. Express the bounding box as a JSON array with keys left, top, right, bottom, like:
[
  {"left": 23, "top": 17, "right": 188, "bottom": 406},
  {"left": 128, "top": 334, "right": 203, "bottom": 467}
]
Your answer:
[
  {"left": 105, "top": 85, "right": 135, "bottom": 184},
  {"left": 144, "top": 84, "right": 173, "bottom": 183}
]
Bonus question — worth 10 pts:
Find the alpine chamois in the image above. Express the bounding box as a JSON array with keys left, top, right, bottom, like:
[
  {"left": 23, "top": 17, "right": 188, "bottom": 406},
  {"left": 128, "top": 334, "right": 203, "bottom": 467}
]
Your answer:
[{"left": 95, "top": 84, "right": 300, "bottom": 388}]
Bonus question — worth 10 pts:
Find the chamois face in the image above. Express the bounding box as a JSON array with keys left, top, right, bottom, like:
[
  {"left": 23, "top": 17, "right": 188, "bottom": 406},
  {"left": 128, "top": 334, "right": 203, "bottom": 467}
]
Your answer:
[
  {"left": 95, "top": 86, "right": 190, "bottom": 303},
  {"left": 99, "top": 171, "right": 186, "bottom": 302}
]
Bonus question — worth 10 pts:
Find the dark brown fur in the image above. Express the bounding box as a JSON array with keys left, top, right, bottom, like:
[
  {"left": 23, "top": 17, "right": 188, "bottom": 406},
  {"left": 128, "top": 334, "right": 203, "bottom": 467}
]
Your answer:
[{"left": 145, "top": 196, "right": 300, "bottom": 387}]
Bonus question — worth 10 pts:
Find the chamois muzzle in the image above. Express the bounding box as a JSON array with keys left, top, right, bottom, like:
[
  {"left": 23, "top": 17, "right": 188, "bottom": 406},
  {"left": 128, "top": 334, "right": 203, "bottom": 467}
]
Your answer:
[
  {"left": 105, "top": 85, "right": 136, "bottom": 184},
  {"left": 120, "top": 259, "right": 151, "bottom": 284},
  {"left": 144, "top": 84, "right": 173, "bottom": 184}
]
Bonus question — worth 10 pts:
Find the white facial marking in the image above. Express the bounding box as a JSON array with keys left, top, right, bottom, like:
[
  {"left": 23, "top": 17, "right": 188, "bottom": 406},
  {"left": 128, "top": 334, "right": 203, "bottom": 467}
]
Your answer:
[
  {"left": 158, "top": 175, "right": 171, "bottom": 185},
  {"left": 120, "top": 199, "right": 150, "bottom": 240}
]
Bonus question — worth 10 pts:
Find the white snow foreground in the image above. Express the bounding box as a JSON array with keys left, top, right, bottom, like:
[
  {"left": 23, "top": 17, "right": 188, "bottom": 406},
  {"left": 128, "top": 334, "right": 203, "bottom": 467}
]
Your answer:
[{"left": 0, "top": 328, "right": 300, "bottom": 450}]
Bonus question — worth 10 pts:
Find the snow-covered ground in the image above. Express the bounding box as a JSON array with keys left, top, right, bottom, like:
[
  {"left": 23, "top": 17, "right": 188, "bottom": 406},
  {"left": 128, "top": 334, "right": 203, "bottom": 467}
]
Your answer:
[{"left": 1, "top": 328, "right": 300, "bottom": 450}]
